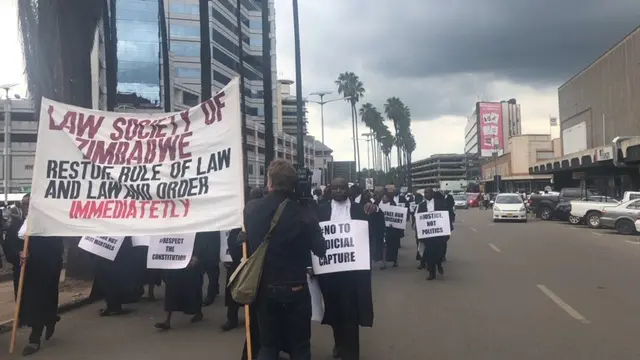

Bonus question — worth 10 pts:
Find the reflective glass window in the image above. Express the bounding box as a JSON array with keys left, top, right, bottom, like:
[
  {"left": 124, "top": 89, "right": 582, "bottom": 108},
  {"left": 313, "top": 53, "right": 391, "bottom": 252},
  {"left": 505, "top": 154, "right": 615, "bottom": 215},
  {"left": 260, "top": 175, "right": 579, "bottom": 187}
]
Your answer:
[
  {"left": 176, "top": 67, "right": 201, "bottom": 79},
  {"left": 249, "top": 35, "right": 262, "bottom": 47},
  {"left": 171, "top": 41, "right": 199, "bottom": 57},
  {"left": 249, "top": 19, "right": 261, "bottom": 29},
  {"left": 116, "top": 0, "right": 161, "bottom": 108},
  {"left": 170, "top": 23, "right": 200, "bottom": 38},
  {"left": 170, "top": 2, "right": 199, "bottom": 15}
]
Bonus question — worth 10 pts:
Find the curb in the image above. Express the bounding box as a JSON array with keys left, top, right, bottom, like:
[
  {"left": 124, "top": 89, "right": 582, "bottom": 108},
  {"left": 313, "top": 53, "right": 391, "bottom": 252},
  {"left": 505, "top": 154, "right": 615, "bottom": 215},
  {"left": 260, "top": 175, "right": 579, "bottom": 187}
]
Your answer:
[{"left": 0, "top": 296, "right": 95, "bottom": 335}]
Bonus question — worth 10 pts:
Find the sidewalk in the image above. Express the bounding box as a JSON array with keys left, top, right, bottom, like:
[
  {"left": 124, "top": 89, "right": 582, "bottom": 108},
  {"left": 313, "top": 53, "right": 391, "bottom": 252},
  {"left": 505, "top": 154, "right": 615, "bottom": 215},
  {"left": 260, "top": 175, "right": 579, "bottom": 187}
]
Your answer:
[{"left": 0, "top": 270, "right": 93, "bottom": 332}]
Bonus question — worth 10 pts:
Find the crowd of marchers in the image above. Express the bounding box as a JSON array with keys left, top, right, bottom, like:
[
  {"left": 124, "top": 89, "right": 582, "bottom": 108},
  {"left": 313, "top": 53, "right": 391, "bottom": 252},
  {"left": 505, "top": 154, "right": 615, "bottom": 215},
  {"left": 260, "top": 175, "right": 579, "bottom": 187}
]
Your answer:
[{"left": 0, "top": 160, "right": 456, "bottom": 360}]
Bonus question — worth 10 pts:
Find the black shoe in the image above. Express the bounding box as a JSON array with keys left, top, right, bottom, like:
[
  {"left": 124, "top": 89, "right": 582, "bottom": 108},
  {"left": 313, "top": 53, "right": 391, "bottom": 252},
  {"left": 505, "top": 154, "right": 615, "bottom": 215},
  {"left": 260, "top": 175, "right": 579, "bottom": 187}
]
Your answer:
[
  {"left": 220, "top": 321, "right": 238, "bottom": 332},
  {"left": 203, "top": 297, "right": 215, "bottom": 307},
  {"left": 154, "top": 321, "right": 171, "bottom": 331},
  {"left": 191, "top": 312, "right": 204, "bottom": 323},
  {"left": 392, "top": 262, "right": 398, "bottom": 268},
  {"left": 99, "top": 308, "right": 132, "bottom": 317},
  {"left": 427, "top": 273, "right": 436, "bottom": 281},
  {"left": 22, "top": 343, "right": 40, "bottom": 356},
  {"left": 417, "top": 264, "right": 426, "bottom": 270},
  {"left": 437, "top": 264, "right": 444, "bottom": 275},
  {"left": 332, "top": 346, "right": 341, "bottom": 359},
  {"left": 45, "top": 316, "right": 61, "bottom": 340}
]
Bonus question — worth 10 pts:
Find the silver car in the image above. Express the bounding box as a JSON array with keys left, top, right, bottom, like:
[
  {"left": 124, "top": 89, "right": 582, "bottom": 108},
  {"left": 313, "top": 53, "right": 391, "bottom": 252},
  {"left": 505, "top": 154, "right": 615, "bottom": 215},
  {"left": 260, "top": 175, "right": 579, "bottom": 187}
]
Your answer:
[
  {"left": 453, "top": 194, "right": 468, "bottom": 209},
  {"left": 599, "top": 199, "right": 640, "bottom": 235}
]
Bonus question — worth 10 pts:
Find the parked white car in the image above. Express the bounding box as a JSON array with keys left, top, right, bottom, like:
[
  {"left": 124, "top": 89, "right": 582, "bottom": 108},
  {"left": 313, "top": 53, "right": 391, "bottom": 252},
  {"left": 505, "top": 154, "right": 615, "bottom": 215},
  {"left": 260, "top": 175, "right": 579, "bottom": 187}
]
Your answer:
[
  {"left": 493, "top": 193, "right": 527, "bottom": 222},
  {"left": 569, "top": 197, "right": 620, "bottom": 228}
]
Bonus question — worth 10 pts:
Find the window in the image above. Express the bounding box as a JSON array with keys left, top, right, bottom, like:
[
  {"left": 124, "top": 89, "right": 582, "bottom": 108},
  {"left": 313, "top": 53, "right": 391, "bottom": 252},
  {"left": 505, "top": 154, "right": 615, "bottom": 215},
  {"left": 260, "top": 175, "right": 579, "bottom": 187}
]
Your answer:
[
  {"left": 259, "top": 165, "right": 265, "bottom": 176},
  {"left": 495, "top": 195, "right": 522, "bottom": 204},
  {"left": 249, "top": 19, "right": 261, "bottom": 29},
  {"left": 257, "top": 106, "right": 264, "bottom": 116},
  {"left": 170, "top": 2, "right": 199, "bottom": 15},
  {"left": 175, "top": 67, "right": 201, "bottom": 79},
  {"left": 182, "top": 91, "right": 199, "bottom": 106},
  {"left": 170, "top": 23, "right": 200, "bottom": 38},
  {"left": 213, "top": 71, "right": 231, "bottom": 85},
  {"left": 536, "top": 151, "right": 555, "bottom": 160},
  {"left": 626, "top": 200, "right": 640, "bottom": 209},
  {"left": 170, "top": 41, "right": 199, "bottom": 57},
  {"left": 248, "top": 164, "right": 254, "bottom": 175},
  {"left": 249, "top": 35, "right": 262, "bottom": 47}
]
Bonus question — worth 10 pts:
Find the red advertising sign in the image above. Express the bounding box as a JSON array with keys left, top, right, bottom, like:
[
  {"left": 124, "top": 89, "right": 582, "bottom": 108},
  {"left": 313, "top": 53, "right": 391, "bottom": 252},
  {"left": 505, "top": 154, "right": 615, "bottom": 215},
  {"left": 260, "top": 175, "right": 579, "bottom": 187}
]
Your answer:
[{"left": 478, "top": 102, "right": 503, "bottom": 157}]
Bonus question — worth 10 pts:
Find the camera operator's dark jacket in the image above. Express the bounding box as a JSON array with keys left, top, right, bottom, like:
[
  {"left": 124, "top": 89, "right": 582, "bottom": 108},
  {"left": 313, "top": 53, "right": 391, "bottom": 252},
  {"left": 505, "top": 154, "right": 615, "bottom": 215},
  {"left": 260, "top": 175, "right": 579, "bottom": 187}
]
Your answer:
[{"left": 244, "top": 191, "right": 326, "bottom": 288}]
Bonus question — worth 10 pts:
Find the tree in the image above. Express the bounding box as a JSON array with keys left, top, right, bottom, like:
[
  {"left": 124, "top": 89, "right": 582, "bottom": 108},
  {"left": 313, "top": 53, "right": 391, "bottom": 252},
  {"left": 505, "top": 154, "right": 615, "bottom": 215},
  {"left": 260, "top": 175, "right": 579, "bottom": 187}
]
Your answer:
[
  {"left": 384, "top": 97, "right": 409, "bottom": 169},
  {"left": 404, "top": 133, "right": 416, "bottom": 191},
  {"left": 359, "top": 102, "right": 385, "bottom": 171},
  {"left": 335, "top": 72, "right": 365, "bottom": 174},
  {"left": 19, "top": 0, "right": 105, "bottom": 280}
]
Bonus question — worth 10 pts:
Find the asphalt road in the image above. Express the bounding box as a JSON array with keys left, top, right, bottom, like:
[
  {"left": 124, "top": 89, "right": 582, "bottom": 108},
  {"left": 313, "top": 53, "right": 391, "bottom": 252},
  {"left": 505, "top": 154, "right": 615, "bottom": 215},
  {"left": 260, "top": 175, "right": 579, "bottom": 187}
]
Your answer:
[{"left": 3, "top": 209, "right": 640, "bottom": 359}]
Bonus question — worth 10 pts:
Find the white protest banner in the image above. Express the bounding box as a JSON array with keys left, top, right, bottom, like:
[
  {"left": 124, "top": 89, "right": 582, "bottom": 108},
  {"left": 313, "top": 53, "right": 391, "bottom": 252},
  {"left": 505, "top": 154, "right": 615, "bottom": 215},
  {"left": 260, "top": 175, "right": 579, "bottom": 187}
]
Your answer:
[
  {"left": 415, "top": 211, "right": 451, "bottom": 240},
  {"left": 312, "top": 220, "right": 370, "bottom": 275},
  {"left": 78, "top": 235, "right": 125, "bottom": 261},
  {"left": 409, "top": 202, "right": 417, "bottom": 213},
  {"left": 131, "top": 235, "right": 151, "bottom": 247},
  {"left": 146, "top": 233, "right": 196, "bottom": 269},
  {"left": 27, "top": 79, "right": 244, "bottom": 236},
  {"left": 378, "top": 204, "right": 407, "bottom": 230},
  {"left": 220, "top": 230, "right": 233, "bottom": 262},
  {"left": 307, "top": 274, "right": 324, "bottom": 322}
]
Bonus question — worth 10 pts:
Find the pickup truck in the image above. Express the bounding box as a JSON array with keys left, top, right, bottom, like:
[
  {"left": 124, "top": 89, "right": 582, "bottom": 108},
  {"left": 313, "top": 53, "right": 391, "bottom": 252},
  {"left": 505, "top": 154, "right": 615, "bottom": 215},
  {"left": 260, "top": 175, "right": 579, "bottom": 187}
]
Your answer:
[
  {"left": 568, "top": 197, "right": 620, "bottom": 228},
  {"left": 569, "top": 191, "right": 640, "bottom": 228},
  {"left": 529, "top": 187, "right": 600, "bottom": 220}
]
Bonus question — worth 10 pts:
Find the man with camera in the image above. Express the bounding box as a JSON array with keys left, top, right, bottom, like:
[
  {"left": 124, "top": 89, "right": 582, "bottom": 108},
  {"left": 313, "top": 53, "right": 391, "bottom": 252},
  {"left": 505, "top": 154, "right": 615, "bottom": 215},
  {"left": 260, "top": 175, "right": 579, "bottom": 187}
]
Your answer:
[{"left": 243, "top": 160, "right": 326, "bottom": 360}]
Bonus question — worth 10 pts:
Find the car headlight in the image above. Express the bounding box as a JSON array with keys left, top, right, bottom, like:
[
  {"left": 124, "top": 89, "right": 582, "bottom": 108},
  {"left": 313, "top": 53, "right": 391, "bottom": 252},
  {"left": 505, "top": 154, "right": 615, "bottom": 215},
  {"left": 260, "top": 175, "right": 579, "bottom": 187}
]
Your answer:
[
  {"left": 519, "top": 206, "right": 526, "bottom": 212},
  {"left": 493, "top": 206, "right": 500, "bottom": 211}
]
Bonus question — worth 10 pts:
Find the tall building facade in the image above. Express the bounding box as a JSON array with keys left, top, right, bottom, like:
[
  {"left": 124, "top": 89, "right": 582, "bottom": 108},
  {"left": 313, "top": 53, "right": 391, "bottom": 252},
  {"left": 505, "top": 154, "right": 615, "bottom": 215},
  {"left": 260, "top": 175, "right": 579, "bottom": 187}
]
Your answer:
[
  {"left": 411, "top": 153, "right": 475, "bottom": 190},
  {"left": 0, "top": 99, "right": 38, "bottom": 193},
  {"left": 276, "top": 79, "right": 307, "bottom": 136},
  {"left": 464, "top": 100, "right": 522, "bottom": 157}
]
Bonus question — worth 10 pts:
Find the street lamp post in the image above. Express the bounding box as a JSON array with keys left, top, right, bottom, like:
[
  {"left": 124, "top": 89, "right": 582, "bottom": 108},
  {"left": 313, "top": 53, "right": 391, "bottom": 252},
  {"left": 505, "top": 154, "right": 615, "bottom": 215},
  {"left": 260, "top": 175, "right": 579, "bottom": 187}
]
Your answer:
[{"left": 307, "top": 93, "right": 351, "bottom": 185}]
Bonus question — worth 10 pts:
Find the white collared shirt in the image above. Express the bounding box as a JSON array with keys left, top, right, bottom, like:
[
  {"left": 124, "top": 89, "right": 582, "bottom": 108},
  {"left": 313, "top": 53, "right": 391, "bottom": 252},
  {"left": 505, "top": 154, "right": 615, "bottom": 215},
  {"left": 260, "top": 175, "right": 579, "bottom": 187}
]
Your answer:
[
  {"left": 331, "top": 200, "right": 351, "bottom": 221},
  {"left": 426, "top": 199, "right": 435, "bottom": 212},
  {"left": 18, "top": 217, "right": 27, "bottom": 239}
]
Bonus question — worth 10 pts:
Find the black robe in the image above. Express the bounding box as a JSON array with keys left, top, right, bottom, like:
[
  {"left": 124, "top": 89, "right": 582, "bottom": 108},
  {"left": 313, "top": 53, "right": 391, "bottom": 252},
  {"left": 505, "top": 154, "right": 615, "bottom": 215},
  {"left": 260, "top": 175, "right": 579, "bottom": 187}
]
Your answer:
[
  {"left": 162, "top": 234, "right": 208, "bottom": 314},
  {"left": 3, "top": 217, "right": 64, "bottom": 327},
  {"left": 91, "top": 237, "right": 143, "bottom": 306},
  {"left": 316, "top": 201, "right": 374, "bottom": 328},
  {"left": 415, "top": 194, "right": 454, "bottom": 244},
  {"left": 371, "top": 200, "right": 386, "bottom": 262}
]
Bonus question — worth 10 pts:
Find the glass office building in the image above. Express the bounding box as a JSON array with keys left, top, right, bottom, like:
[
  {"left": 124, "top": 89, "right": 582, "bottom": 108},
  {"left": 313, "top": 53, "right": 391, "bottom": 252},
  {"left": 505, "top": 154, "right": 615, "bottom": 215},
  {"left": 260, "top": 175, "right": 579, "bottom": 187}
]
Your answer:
[{"left": 115, "top": 0, "right": 162, "bottom": 109}]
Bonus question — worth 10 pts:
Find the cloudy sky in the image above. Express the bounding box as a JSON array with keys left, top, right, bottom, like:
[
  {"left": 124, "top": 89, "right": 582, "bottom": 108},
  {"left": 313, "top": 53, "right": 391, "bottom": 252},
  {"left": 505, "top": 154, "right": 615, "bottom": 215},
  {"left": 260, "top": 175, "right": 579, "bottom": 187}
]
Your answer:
[{"left": 1, "top": 0, "right": 639, "bottom": 166}]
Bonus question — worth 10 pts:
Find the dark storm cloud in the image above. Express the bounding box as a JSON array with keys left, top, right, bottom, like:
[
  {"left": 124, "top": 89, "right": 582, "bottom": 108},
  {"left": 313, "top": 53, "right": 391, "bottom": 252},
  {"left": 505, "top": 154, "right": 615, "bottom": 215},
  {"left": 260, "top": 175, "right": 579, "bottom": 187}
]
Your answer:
[{"left": 278, "top": 0, "right": 640, "bottom": 124}]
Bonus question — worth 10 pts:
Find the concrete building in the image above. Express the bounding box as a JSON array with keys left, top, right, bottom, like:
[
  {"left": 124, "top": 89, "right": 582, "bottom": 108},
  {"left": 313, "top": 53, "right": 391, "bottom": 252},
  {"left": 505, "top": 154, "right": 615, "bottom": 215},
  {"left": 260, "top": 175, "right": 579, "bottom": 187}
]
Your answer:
[
  {"left": 0, "top": 99, "right": 37, "bottom": 193},
  {"left": 558, "top": 26, "right": 640, "bottom": 155},
  {"left": 530, "top": 26, "right": 640, "bottom": 196},
  {"left": 411, "top": 154, "right": 472, "bottom": 190},
  {"left": 276, "top": 79, "right": 307, "bottom": 136},
  {"left": 481, "top": 134, "right": 554, "bottom": 193},
  {"left": 464, "top": 100, "right": 522, "bottom": 157},
  {"left": 328, "top": 161, "right": 357, "bottom": 183}
]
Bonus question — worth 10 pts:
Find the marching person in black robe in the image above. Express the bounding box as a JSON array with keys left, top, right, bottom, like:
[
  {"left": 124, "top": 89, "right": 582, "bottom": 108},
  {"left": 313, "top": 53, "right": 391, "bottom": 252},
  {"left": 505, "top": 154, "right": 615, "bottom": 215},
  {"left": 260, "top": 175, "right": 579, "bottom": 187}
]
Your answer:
[
  {"left": 415, "top": 187, "right": 454, "bottom": 280},
  {"left": 380, "top": 192, "right": 404, "bottom": 269},
  {"left": 154, "top": 234, "right": 208, "bottom": 330},
  {"left": 131, "top": 242, "right": 162, "bottom": 301},
  {"left": 91, "top": 236, "right": 143, "bottom": 316},
  {"left": 222, "top": 228, "right": 242, "bottom": 331},
  {"left": 201, "top": 231, "right": 221, "bottom": 306},
  {"left": 317, "top": 178, "right": 376, "bottom": 360},
  {"left": 4, "top": 193, "right": 64, "bottom": 356}
]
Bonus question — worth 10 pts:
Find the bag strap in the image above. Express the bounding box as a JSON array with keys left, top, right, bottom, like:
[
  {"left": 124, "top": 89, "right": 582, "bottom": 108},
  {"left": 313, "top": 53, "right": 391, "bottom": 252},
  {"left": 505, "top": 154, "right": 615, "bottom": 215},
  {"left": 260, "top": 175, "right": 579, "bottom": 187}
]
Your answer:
[{"left": 264, "top": 198, "right": 290, "bottom": 243}]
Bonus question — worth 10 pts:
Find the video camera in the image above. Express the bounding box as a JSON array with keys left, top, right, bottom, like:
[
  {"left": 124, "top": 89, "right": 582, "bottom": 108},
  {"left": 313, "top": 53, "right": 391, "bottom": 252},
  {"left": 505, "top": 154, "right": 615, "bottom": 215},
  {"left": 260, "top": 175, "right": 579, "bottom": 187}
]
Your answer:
[{"left": 293, "top": 164, "right": 313, "bottom": 205}]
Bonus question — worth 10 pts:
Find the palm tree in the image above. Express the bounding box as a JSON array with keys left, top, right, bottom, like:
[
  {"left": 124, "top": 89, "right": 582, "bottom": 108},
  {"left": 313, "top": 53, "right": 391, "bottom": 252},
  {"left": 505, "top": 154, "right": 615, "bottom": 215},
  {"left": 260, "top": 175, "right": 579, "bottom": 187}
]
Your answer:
[
  {"left": 404, "top": 133, "right": 416, "bottom": 191},
  {"left": 335, "top": 72, "right": 365, "bottom": 173},
  {"left": 359, "top": 102, "right": 384, "bottom": 171},
  {"left": 384, "top": 97, "right": 408, "bottom": 169},
  {"left": 378, "top": 126, "right": 394, "bottom": 172},
  {"left": 19, "top": 0, "right": 106, "bottom": 281}
]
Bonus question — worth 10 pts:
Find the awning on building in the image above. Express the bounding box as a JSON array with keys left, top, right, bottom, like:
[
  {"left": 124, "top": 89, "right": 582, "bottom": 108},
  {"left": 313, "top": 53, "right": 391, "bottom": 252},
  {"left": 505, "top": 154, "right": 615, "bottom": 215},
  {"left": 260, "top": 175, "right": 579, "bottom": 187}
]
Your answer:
[
  {"left": 479, "top": 174, "right": 552, "bottom": 183},
  {"left": 528, "top": 145, "right": 613, "bottom": 175}
]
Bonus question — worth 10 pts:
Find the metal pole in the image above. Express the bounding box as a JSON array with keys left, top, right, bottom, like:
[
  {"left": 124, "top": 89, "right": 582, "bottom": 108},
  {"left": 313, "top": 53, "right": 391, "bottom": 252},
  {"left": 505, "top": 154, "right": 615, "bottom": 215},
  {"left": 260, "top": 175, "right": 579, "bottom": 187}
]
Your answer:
[
  {"left": 236, "top": 0, "right": 248, "bottom": 192},
  {"left": 319, "top": 94, "right": 326, "bottom": 184},
  {"left": 4, "top": 98, "right": 11, "bottom": 204},
  {"left": 292, "top": 0, "right": 304, "bottom": 165},
  {"left": 261, "top": 0, "right": 274, "bottom": 184}
]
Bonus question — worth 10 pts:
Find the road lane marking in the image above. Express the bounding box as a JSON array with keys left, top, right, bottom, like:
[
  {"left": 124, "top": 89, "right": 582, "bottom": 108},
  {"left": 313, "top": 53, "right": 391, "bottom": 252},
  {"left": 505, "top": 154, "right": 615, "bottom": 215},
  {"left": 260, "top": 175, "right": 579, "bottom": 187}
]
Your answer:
[
  {"left": 488, "top": 243, "right": 501, "bottom": 253},
  {"left": 470, "top": 227, "right": 478, "bottom": 233},
  {"left": 590, "top": 231, "right": 605, "bottom": 236},
  {"left": 536, "top": 285, "right": 590, "bottom": 324},
  {"left": 626, "top": 240, "right": 640, "bottom": 245}
]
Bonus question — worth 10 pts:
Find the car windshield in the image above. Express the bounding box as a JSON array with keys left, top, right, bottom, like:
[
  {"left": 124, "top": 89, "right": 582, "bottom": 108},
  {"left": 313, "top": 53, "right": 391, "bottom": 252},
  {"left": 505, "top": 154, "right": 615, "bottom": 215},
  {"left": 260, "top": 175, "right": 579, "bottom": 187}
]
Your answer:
[
  {"left": 454, "top": 195, "right": 466, "bottom": 201},
  {"left": 495, "top": 195, "right": 522, "bottom": 204}
]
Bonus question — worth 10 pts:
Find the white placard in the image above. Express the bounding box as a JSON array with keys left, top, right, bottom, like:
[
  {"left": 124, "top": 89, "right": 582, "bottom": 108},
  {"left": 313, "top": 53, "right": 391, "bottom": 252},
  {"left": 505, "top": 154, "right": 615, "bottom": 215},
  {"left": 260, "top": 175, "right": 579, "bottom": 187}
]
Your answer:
[
  {"left": 131, "top": 235, "right": 151, "bottom": 247},
  {"left": 27, "top": 79, "right": 244, "bottom": 236},
  {"left": 220, "top": 230, "right": 233, "bottom": 262},
  {"left": 78, "top": 235, "right": 125, "bottom": 261},
  {"left": 378, "top": 204, "right": 407, "bottom": 230},
  {"left": 146, "top": 233, "right": 196, "bottom": 269},
  {"left": 365, "top": 178, "right": 373, "bottom": 190},
  {"left": 415, "top": 211, "right": 451, "bottom": 240},
  {"left": 307, "top": 274, "right": 324, "bottom": 322},
  {"left": 312, "top": 220, "right": 370, "bottom": 275},
  {"left": 409, "top": 202, "right": 417, "bottom": 213}
]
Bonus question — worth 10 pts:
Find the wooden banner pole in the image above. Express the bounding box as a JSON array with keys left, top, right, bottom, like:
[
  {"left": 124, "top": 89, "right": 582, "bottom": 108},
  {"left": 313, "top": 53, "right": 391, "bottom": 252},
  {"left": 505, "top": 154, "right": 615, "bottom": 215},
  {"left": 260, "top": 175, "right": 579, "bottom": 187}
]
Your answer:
[
  {"left": 9, "top": 235, "right": 30, "bottom": 354},
  {"left": 241, "top": 240, "right": 252, "bottom": 360}
]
